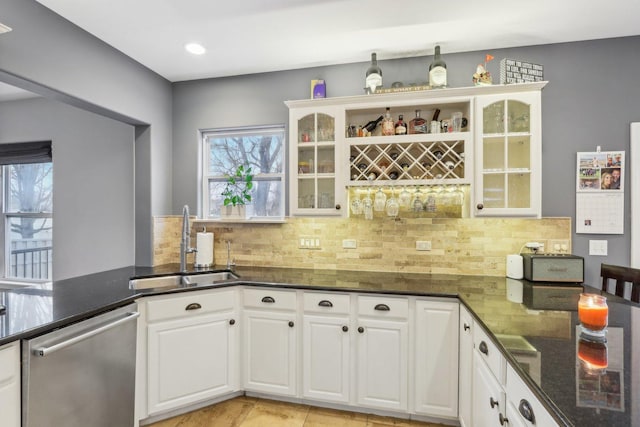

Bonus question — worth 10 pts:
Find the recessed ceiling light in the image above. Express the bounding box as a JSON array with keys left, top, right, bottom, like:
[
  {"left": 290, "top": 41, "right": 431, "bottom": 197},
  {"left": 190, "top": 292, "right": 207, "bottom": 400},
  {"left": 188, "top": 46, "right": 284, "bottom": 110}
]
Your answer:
[{"left": 185, "top": 43, "right": 206, "bottom": 55}]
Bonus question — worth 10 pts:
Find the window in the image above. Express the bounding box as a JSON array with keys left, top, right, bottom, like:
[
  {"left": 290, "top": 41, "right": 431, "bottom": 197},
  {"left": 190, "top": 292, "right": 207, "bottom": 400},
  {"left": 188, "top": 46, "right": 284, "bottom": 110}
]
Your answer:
[
  {"left": 0, "top": 141, "right": 53, "bottom": 281},
  {"left": 201, "top": 125, "right": 285, "bottom": 220}
]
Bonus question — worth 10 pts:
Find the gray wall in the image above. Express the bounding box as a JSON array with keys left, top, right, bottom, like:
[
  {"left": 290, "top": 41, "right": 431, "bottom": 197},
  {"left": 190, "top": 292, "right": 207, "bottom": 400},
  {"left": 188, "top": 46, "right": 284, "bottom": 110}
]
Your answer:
[
  {"left": 1, "top": 0, "right": 173, "bottom": 267},
  {"left": 173, "top": 36, "right": 640, "bottom": 286},
  {"left": 0, "top": 97, "right": 134, "bottom": 280}
]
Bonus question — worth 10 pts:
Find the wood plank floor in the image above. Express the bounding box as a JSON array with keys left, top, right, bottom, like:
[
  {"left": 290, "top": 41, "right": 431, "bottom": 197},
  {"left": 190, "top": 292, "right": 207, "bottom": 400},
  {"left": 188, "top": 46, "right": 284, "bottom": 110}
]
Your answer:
[{"left": 147, "top": 396, "right": 448, "bottom": 427}]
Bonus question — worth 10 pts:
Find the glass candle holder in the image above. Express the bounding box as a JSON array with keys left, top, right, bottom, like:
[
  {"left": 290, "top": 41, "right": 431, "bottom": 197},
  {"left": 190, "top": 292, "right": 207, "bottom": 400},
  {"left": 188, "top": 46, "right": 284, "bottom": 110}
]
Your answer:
[{"left": 578, "top": 293, "right": 608, "bottom": 340}]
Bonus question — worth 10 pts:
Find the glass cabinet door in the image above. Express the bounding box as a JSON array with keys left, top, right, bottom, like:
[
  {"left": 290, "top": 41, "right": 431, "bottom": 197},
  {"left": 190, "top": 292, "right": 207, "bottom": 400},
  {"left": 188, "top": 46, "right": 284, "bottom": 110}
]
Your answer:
[
  {"left": 292, "top": 110, "right": 342, "bottom": 215},
  {"left": 475, "top": 92, "right": 541, "bottom": 217}
]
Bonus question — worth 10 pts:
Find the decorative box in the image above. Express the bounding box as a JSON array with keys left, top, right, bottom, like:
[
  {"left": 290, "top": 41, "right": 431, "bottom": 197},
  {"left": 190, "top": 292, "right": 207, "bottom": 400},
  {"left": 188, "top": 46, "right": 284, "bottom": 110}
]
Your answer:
[{"left": 500, "top": 58, "right": 544, "bottom": 84}]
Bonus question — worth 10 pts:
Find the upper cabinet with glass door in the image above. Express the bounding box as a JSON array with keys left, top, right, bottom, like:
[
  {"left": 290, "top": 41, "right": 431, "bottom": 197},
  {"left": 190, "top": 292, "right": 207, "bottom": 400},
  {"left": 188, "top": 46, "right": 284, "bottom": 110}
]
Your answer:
[
  {"left": 474, "top": 89, "right": 544, "bottom": 217},
  {"left": 286, "top": 104, "right": 345, "bottom": 216}
]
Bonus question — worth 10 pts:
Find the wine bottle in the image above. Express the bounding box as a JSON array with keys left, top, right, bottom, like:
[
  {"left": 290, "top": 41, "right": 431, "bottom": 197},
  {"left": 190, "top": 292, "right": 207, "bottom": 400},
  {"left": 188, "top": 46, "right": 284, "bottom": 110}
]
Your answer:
[
  {"left": 395, "top": 115, "right": 407, "bottom": 135},
  {"left": 365, "top": 52, "right": 383, "bottom": 94},
  {"left": 362, "top": 116, "right": 383, "bottom": 133},
  {"left": 381, "top": 107, "right": 395, "bottom": 136},
  {"left": 409, "top": 110, "right": 427, "bottom": 134},
  {"left": 429, "top": 45, "right": 447, "bottom": 89}
]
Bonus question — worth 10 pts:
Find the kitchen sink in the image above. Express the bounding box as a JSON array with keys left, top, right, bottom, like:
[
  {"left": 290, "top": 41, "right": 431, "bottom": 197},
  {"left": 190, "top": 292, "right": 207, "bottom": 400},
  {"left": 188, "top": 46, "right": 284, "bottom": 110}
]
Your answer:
[
  {"left": 181, "top": 271, "right": 239, "bottom": 286},
  {"left": 129, "top": 271, "right": 239, "bottom": 290}
]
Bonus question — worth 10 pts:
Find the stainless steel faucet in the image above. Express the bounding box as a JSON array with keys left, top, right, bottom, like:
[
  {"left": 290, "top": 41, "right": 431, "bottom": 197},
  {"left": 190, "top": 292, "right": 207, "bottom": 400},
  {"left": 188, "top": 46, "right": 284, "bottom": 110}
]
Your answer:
[
  {"left": 180, "top": 205, "right": 197, "bottom": 272},
  {"left": 226, "top": 240, "right": 236, "bottom": 270}
]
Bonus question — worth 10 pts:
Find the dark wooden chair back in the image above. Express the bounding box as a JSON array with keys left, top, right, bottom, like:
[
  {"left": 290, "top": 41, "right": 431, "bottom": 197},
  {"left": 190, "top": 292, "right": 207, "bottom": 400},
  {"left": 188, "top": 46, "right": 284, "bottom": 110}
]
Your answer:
[{"left": 600, "top": 263, "right": 640, "bottom": 303}]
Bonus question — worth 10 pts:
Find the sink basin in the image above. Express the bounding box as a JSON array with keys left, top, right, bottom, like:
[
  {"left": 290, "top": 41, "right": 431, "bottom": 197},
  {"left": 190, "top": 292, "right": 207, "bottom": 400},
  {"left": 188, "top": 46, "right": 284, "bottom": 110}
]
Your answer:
[
  {"left": 129, "top": 271, "right": 239, "bottom": 290},
  {"left": 181, "top": 271, "right": 239, "bottom": 286},
  {"left": 129, "top": 275, "right": 183, "bottom": 290}
]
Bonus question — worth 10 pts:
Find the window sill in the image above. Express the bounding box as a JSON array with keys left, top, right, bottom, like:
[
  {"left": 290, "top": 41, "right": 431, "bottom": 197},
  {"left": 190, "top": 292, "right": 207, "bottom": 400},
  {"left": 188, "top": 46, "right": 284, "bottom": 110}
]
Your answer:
[{"left": 193, "top": 218, "right": 288, "bottom": 225}]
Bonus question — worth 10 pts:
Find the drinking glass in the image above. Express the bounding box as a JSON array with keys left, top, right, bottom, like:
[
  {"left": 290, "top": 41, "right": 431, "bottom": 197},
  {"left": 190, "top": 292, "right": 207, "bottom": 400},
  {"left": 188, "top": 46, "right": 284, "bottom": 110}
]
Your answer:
[
  {"left": 374, "top": 187, "right": 387, "bottom": 212},
  {"left": 412, "top": 187, "right": 424, "bottom": 212},
  {"left": 398, "top": 186, "right": 412, "bottom": 209},
  {"left": 362, "top": 189, "right": 373, "bottom": 220},
  {"left": 350, "top": 191, "right": 362, "bottom": 215},
  {"left": 386, "top": 187, "right": 399, "bottom": 217}
]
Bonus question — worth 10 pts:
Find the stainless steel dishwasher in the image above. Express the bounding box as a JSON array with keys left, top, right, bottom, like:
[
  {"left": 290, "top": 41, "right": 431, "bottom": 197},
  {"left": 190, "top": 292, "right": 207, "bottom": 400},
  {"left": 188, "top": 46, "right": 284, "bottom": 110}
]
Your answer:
[{"left": 22, "top": 303, "right": 139, "bottom": 427}]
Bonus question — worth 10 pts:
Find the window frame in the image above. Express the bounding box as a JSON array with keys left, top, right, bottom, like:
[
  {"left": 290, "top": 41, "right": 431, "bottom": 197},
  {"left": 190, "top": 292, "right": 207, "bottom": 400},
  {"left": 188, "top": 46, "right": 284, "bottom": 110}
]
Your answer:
[
  {"left": 0, "top": 163, "right": 53, "bottom": 283},
  {"left": 200, "top": 125, "right": 286, "bottom": 221}
]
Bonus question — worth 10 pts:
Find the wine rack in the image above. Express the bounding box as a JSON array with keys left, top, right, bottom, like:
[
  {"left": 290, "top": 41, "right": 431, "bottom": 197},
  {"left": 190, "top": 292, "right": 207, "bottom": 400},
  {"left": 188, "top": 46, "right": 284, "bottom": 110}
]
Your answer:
[{"left": 348, "top": 134, "right": 469, "bottom": 185}]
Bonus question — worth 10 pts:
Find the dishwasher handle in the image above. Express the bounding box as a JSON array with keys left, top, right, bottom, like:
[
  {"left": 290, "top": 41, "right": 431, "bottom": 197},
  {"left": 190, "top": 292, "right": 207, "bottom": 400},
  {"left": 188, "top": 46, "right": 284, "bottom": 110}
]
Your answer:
[{"left": 33, "top": 311, "right": 140, "bottom": 357}]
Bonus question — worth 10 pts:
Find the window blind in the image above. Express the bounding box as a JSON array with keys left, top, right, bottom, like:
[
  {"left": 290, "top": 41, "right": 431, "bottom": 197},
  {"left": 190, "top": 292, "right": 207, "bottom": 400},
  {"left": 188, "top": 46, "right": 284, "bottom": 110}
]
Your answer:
[{"left": 0, "top": 141, "right": 52, "bottom": 165}]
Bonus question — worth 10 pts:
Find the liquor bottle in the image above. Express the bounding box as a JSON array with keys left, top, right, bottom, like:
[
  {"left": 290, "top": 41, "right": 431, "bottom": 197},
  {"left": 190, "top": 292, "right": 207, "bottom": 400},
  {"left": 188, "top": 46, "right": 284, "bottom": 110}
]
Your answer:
[
  {"left": 362, "top": 116, "right": 383, "bottom": 134},
  {"left": 429, "top": 45, "right": 447, "bottom": 89},
  {"left": 382, "top": 107, "right": 395, "bottom": 136},
  {"left": 395, "top": 115, "right": 407, "bottom": 135},
  {"left": 365, "top": 52, "right": 383, "bottom": 94},
  {"left": 409, "top": 110, "right": 427, "bottom": 134}
]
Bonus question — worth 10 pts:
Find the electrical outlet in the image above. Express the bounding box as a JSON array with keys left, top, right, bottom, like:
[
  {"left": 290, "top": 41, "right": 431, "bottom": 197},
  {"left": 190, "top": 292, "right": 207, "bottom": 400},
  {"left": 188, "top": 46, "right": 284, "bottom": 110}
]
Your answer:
[
  {"left": 299, "top": 237, "right": 321, "bottom": 250},
  {"left": 549, "top": 239, "right": 570, "bottom": 254},
  {"left": 342, "top": 239, "right": 357, "bottom": 249},
  {"left": 416, "top": 241, "right": 432, "bottom": 251}
]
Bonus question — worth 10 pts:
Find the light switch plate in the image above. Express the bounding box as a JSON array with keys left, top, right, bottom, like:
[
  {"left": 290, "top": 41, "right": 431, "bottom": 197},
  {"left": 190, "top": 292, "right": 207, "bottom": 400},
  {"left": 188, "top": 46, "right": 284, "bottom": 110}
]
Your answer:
[
  {"left": 589, "top": 240, "right": 608, "bottom": 256},
  {"left": 342, "top": 239, "right": 357, "bottom": 249},
  {"left": 416, "top": 241, "right": 432, "bottom": 251}
]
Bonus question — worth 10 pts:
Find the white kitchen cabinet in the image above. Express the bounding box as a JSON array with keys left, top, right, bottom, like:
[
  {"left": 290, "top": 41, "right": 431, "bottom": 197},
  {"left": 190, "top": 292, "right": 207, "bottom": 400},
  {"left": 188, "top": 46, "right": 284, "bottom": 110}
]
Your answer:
[
  {"left": 242, "top": 287, "right": 297, "bottom": 396},
  {"left": 286, "top": 104, "right": 346, "bottom": 216},
  {"left": 413, "top": 299, "right": 459, "bottom": 419},
  {"left": 0, "top": 341, "right": 20, "bottom": 427},
  {"left": 145, "top": 289, "right": 239, "bottom": 415},
  {"left": 506, "top": 364, "right": 559, "bottom": 427},
  {"left": 302, "top": 292, "right": 351, "bottom": 403},
  {"left": 474, "top": 89, "right": 543, "bottom": 217},
  {"left": 356, "top": 295, "right": 408, "bottom": 412},
  {"left": 458, "top": 305, "right": 474, "bottom": 427},
  {"left": 473, "top": 350, "right": 505, "bottom": 426}
]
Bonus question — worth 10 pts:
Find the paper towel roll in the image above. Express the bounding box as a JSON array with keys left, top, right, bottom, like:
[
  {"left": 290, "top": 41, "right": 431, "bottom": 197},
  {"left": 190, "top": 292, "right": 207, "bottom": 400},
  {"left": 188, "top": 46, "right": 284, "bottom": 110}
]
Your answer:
[{"left": 195, "top": 232, "right": 214, "bottom": 267}]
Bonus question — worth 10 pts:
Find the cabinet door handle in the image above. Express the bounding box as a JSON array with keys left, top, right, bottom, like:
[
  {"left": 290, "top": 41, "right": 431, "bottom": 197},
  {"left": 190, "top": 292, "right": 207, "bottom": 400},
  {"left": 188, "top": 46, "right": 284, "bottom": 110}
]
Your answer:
[
  {"left": 499, "top": 413, "right": 509, "bottom": 426},
  {"left": 318, "top": 300, "right": 333, "bottom": 307},
  {"left": 185, "top": 303, "right": 202, "bottom": 311},
  {"left": 229, "top": 319, "right": 236, "bottom": 325},
  {"left": 288, "top": 321, "right": 294, "bottom": 328},
  {"left": 518, "top": 399, "right": 536, "bottom": 423},
  {"left": 464, "top": 323, "right": 470, "bottom": 331},
  {"left": 358, "top": 326, "right": 364, "bottom": 333},
  {"left": 335, "top": 204, "right": 341, "bottom": 210},
  {"left": 490, "top": 397, "right": 499, "bottom": 409},
  {"left": 342, "top": 325, "right": 349, "bottom": 332},
  {"left": 374, "top": 303, "right": 390, "bottom": 311},
  {"left": 477, "top": 203, "right": 484, "bottom": 210},
  {"left": 261, "top": 296, "right": 275, "bottom": 303},
  {"left": 479, "top": 341, "right": 489, "bottom": 355}
]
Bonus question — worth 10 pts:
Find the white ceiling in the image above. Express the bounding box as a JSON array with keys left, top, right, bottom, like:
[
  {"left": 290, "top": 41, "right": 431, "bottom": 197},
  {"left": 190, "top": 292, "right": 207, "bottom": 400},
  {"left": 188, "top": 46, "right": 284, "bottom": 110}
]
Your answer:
[{"left": 24, "top": 0, "right": 640, "bottom": 83}]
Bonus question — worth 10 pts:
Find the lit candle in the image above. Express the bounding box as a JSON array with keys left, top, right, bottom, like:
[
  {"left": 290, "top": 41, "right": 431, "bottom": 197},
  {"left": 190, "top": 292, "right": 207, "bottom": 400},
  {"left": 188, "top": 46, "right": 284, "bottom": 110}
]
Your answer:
[{"left": 578, "top": 293, "right": 608, "bottom": 332}]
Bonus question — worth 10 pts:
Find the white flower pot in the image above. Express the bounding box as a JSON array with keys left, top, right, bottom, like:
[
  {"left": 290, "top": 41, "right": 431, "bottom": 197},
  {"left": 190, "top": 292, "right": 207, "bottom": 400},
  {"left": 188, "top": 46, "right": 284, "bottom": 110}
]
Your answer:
[{"left": 220, "top": 204, "right": 247, "bottom": 220}]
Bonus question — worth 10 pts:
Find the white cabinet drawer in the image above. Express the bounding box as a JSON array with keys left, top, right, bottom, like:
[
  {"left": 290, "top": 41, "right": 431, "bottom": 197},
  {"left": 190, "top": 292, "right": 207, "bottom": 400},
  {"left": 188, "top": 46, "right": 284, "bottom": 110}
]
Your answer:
[
  {"left": 357, "top": 295, "right": 408, "bottom": 319},
  {"left": 147, "top": 289, "right": 236, "bottom": 322},
  {"left": 473, "top": 324, "right": 506, "bottom": 384},
  {"left": 0, "top": 341, "right": 19, "bottom": 383},
  {"left": 303, "top": 292, "right": 350, "bottom": 314},
  {"left": 506, "top": 364, "right": 559, "bottom": 427},
  {"left": 243, "top": 287, "right": 297, "bottom": 311}
]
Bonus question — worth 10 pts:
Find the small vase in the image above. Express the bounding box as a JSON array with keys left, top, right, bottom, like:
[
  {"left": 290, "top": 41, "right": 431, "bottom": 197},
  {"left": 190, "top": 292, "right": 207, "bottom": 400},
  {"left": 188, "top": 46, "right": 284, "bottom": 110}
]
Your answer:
[{"left": 221, "top": 204, "right": 246, "bottom": 220}]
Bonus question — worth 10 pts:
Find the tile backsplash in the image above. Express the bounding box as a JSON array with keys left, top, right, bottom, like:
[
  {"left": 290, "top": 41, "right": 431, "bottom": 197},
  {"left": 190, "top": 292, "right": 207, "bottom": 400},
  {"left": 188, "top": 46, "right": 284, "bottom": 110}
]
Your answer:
[{"left": 153, "top": 216, "right": 571, "bottom": 277}]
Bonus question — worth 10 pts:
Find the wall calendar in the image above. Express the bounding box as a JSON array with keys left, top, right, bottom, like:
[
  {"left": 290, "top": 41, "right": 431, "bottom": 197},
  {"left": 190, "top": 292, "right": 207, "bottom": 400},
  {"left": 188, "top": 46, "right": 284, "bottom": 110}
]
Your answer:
[{"left": 576, "top": 151, "right": 625, "bottom": 234}]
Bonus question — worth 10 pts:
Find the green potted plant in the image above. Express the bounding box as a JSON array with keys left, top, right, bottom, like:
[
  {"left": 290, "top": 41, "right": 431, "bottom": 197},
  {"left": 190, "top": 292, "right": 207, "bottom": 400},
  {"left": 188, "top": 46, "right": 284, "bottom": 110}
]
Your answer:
[{"left": 220, "top": 164, "right": 253, "bottom": 220}]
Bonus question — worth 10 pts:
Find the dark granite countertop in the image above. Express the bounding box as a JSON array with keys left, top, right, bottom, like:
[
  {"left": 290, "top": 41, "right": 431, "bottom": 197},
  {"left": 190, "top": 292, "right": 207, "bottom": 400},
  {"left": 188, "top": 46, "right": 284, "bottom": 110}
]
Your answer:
[{"left": 0, "top": 264, "right": 636, "bottom": 426}]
